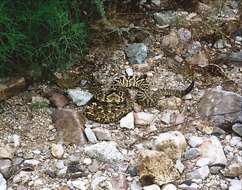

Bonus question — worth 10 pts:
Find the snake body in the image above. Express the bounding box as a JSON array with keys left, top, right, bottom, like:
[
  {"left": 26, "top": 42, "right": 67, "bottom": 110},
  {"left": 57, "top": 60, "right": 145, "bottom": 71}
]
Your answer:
[{"left": 85, "top": 76, "right": 194, "bottom": 123}]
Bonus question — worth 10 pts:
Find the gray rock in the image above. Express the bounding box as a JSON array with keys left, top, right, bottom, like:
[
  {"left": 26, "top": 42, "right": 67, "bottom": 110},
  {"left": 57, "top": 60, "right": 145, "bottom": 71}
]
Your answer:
[
  {"left": 162, "top": 184, "right": 177, "bottom": 190},
  {"left": 187, "top": 41, "right": 202, "bottom": 55},
  {"left": 0, "top": 173, "right": 6, "bottom": 190},
  {"left": 232, "top": 123, "right": 242, "bottom": 137},
  {"left": 154, "top": 11, "right": 178, "bottom": 26},
  {"left": 120, "top": 112, "right": 135, "bottom": 129},
  {"left": 71, "top": 178, "right": 87, "bottom": 190},
  {"left": 0, "top": 146, "right": 14, "bottom": 159},
  {"left": 217, "top": 51, "right": 242, "bottom": 67},
  {"left": 184, "top": 148, "right": 200, "bottom": 160},
  {"left": 187, "top": 166, "right": 210, "bottom": 180},
  {"left": 222, "top": 156, "right": 242, "bottom": 177},
  {"left": 130, "top": 180, "right": 142, "bottom": 190},
  {"left": 198, "top": 87, "right": 242, "bottom": 129},
  {"left": 196, "top": 158, "right": 210, "bottom": 167},
  {"left": 0, "top": 159, "right": 11, "bottom": 179},
  {"left": 92, "top": 128, "right": 112, "bottom": 141},
  {"left": 188, "top": 136, "right": 204, "bottom": 148},
  {"left": 125, "top": 43, "right": 148, "bottom": 64},
  {"left": 84, "top": 127, "right": 98, "bottom": 143},
  {"left": 84, "top": 142, "right": 125, "bottom": 163},
  {"left": 67, "top": 88, "right": 93, "bottom": 106},
  {"left": 229, "top": 179, "right": 242, "bottom": 190}
]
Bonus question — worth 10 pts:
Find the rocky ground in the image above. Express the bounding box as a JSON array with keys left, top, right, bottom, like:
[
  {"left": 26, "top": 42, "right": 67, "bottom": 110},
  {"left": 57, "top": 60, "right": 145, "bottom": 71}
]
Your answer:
[{"left": 1, "top": 0, "right": 242, "bottom": 190}]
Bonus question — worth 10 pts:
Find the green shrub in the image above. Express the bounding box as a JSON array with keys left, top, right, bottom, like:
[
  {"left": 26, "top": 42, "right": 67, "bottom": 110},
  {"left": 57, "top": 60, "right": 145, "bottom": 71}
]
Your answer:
[{"left": 0, "top": 0, "right": 89, "bottom": 79}]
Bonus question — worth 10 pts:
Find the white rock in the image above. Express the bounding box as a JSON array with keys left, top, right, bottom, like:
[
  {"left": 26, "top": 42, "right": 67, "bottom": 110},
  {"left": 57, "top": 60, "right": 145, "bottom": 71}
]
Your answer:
[
  {"left": 9, "top": 134, "right": 21, "bottom": 147},
  {"left": 24, "top": 159, "right": 40, "bottom": 166},
  {"left": 84, "top": 142, "right": 125, "bottom": 163},
  {"left": 134, "top": 112, "right": 155, "bottom": 125},
  {"left": 162, "top": 183, "right": 177, "bottom": 190},
  {"left": 130, "top": 180, "right": 142, "bottom": 190},
  {"left": 83, "top": 158, "right": 92, "bottom": 165},
  {"left": 143, "top": 184, "right": 161, "bottom": 190},
  {"left": 0, "top": 145, "right": 14, "bottom": 159},
  {"left": 84, "top": 127, "right": 98, "bottom": 143},
  {"left": 67, "top": 88, "right": 93, "bottom": 106},
  {"left": 160, "top": 110, "right": 173, "bottom": 124},
  {"left": 229, "top": 179, "right": 242, "bottom": 190},
  {"left": 198, "top": 136, "right": 227, "bottom": 166},
  {"left": 0, "top": 173, "right": 6, "bottom": 190},
  {"left": 188, "top": 166, "right": 210, "bottom": 180},
  {"left": 91, "top": 176, "right": 107, "bottom": 190},
  {"left": 120, "top": 112, "right": 135, "bottom": 129},
  {"left": 92, "top": 128, "right": 112, "bottom": 141},
  {"left": 230, "top": 136, "right": 241, "bottom": 147},
  {"left": 188, "top": 136, "right": 204, "bottom": 148},
  {"left": 55, "top": 160, "right": 65, "bottom": 169},
  {"left": 154, "top": 131, "right": 187, "bottom": 160},
  {"left": 71, "top": 178, "right": 86, "bottom": 190},
  {"left": 196, "top": 158, "right": 210, "bottom": 167},
  {"left": 13, "top": 171, "right": 31, "bottom": 184},
  {"left": 51, "top": 143, "right": 64, "bottom": 159},
  {"left": 175, "top": 160, "right": 185, "bottom": 173},
  {"left": 126, "top": 67, "right": 134, "bottom": 76},
  {"left": 179, "top": 183, "right": 198, "bottom": 190}
]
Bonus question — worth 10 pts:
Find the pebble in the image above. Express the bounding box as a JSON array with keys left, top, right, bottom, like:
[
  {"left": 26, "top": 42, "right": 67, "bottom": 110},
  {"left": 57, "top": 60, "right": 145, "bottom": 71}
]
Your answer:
[
  {"left": 70, "top": 178, "right": 86, "bottom": 190},
  {"left": 188, "top": 136, "right": 204, "bottom": 148},
  {"left": 92, "top": 128, "right": 112, "bottom": 141},
  {"left": 24, "top": 159, "right": 40, "bottom": 166},
  {"left": 130, "top": 180, "right": 142, "bottom": 190},
  {"left": 125, "top": 43, "right": 148, "bottom": 64},
  {"left": 230, "top": 136, "right": 242, "bottom": 147},
  {"left": 175, "top": 160, "right": 185, "bottom": 173},
  {"left": 83, "top": 158, "right": 92, "bottom": 165},
  {"left": 84, "top": 142, "right": 125, "bottom": 163},
  {"left": 0, "top": 173, "right": 6, "bottom": 190},
  {"left": 187, "top": 166, "right": 210, "bottom": 180},
  {"left": 0, "top": 159, "right": 12, "bottom": 178},
  {"left": 178, "top": 28, "right": 191, "bottom": 42},
  {"left": 0, "top": 146, "right": 14, "bottom": 159},
  {"left": 162, "top": 184, "right": 177, "bottom": 190},
  {"left": 120, "top": 112, "right": 135, "bottom": 129},
  {"left": 51, "top": 144, "right": 64, "bottom": 159},
  {"left": 84, "top": 127, "right": 98, "bottom": 143},
  {"left": 9, "top": 134, "right": 21, "bottom": 147},
  {"left": 184, "top": 148, "right": 200, "bottom": 160},
  {"left": 143, "top": 184, "right": 161, "bottom": 190},
  {"left": 125, "top": 67, "right": 134, "bottom": 76},
  {"left": 178, "top": 182, "right": 198, "bottom": 190}
]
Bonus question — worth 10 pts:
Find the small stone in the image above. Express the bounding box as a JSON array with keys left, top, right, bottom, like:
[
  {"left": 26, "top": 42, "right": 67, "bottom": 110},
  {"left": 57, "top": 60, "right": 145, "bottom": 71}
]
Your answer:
[
  {"left": 232, "top": 123, "right": 242, "bottom": 137},
  {"left": 210, "top": 165, "right": 224, "bottom": 175},
  {"left": 187, "top": 41, "right": 202, "bottom": 55},
  {"left": 67, "top": 88, "right": 93, "bottom": 106},
  {"left": 0, "top": 159, "right": 12, "bottom": 179},
  {"left": 125, "top": 43, "right": 148, "bottom": 64},
  {"left": 175, "top": 160, "right": 185, "bottom": 174},
  {"left": 23, "top": 159, "right": 40, "bottom": 166},
  {"left": 229, "top": 179, "right": 242, "bottom": 190},
  {"left": 0, "top": 146, "right": 14, "bottom": 159},
  {"left": 0, "top": 173, "right": 6, "bottom": 190},
  {"left": 178, "top": 28, "right": 191, "bottom": 42},
  {"left": 84, "top": 142, "right": 125, "bottom": 163},
  {"left": 161, "top": 31, "right": 179, "bottom": 49},
  {"left": 230, "top": 136, "right": 241, "bottom": 147},
  {"left": 126, "top": 67, "right": 134, "bottom": 76},
  {"left": 51, "top": 144, "right": 64, "bottom": 159},
  {"left": 130, "top": 180, "right": 142, "bottom": 190},
  {"left": 84, "top": 127, "right": 98, "bottom": 143},
  {"left": 13, "top": 171, "right": 31, "bottom": 184},
  {"left": 188, "top": 136, "right": 204, "bottom": 148},
  {"left": 187, "top": 166, "right": 210, "bottom": 180},
  {"left": 196, "top": 158, "right": 210, "bottom": 167},
  {"left": 178, "top": 183, "right": 198, "bottom": 190},
  {"left": 143, "top": 184, "right": 161, "bottom": 190},
  {"left": 92, "top": 128, "right": 112, "bottom": 141},
  {"left": 83, "top": 158, "right": 92, "bottom": 165},
  {"left": 9, "top": 134, "right": 21, "bottom": 147},
  {"left": 154, "top": 11, "right": 178, "bottom": 26},
  {"left": 134, "top": 112, "right": 155, "bottom": 125},
  {"left": 71, "top": 178, "right": 86, "bottom": 190},
  {"left": 162, "top": 184, "right": 177, "bottom": 190},
  {"left": 120, "top": 112, "right": 135, "bottom": 129},
  {"left": 111, "top": 174, "right": 128, "bottom": 190},
  {"left": 184, "top": 148, "right": 200, "bottom": 160}
]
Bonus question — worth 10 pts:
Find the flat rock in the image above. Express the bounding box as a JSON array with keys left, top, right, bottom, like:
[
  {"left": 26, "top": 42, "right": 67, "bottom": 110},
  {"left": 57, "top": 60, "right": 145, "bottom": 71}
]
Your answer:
[
  {"left": 125, "top": 43, "right": 148, "bottom": 64},
  {"left": 198, "top": 136, "right": 227, "bottom": 166},
  {"left": 138, "top": 150, "right": 180, "bottom": 186},
  {"left": 154, "top": 131, "right": 187, "bottom": 160},
  {"left": 162, "top": 184, "right": 177, "bottom": 190},
  {"left": 0, "top": 145, "right": 14, "bottom": 159},
  {"left": 222, "top": 156, "right": 242, "bottom": 177},
  {"left": 184, "top": 148, "right": 201, "bottom": 160},
  {"left": 229, "top": 179, "right": 242, "bottom": 190},
  {"left": 188, "top": 136, "right": 204, "bottom": 148},
  {"left": 84, "top": 127, "right": 98, "bottom": 143},
  {"left": 52, "top": 109, "right": 87, "bottom": 145},
  {"left": 154, "top": 11, "right": 178, "bottom": 26},
  {"left": 232, "top": 123, "right": 242, "bottom": 137},
  {"left": 198, "top": 88, "right": 242, "bottom": 129},
  {"left": 0, "top": 159, "right": 12, "bottom": 179},
  {"left": 92, "top": 128, "right": 112, "bottom": 141},
  {"left": 84, "top": 142, "right": 125, "bottom": 163}
]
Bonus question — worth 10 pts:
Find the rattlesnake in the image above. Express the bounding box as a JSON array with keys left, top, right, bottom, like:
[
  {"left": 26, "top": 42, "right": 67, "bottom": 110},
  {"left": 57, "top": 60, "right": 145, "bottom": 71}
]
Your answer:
[{"left": 85, "top": 75, "right": 195, "bottom": 123}]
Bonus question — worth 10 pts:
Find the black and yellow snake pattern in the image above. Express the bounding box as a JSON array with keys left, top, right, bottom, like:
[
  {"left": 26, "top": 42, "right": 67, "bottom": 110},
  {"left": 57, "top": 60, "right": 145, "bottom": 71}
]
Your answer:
[{"left": 85, "top": 75, "right": 195, "bottom": 123}]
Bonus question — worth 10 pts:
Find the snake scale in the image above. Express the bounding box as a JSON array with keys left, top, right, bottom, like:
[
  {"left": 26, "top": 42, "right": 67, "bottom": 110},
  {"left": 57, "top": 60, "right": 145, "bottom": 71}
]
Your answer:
[{"left": 84, "top": 75, "right": 195, "bottom": 124}]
